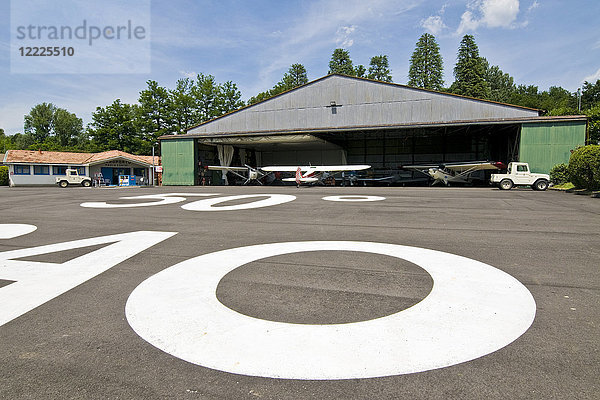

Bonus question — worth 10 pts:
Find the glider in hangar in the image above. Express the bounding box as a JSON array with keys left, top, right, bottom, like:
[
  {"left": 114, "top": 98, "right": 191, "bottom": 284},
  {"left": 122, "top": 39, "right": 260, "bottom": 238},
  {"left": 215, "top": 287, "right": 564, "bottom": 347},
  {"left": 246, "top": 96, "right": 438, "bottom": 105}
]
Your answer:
[{"left": 402, "top": 161, "right": 506, "bottom": 186}]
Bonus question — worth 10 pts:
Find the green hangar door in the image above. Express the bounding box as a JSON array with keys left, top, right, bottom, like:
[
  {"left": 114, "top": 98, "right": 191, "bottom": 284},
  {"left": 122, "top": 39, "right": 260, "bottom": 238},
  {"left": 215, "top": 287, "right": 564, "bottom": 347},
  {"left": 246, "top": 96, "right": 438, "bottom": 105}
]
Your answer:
[
  {"left": 162, "top": 139, "right": 197, "bottom": 185},
  {"left": 519, "top": 121, "right": 587, "bottom": 173}
]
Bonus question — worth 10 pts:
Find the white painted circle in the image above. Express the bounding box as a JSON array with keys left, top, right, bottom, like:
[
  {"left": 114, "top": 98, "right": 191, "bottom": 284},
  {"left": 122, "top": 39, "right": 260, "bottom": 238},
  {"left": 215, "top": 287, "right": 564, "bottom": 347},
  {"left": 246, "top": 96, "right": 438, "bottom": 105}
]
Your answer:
[
  {"left": 181, "top": 194, "right": 296, "bottom": 211},
  {"left": 0, "top": 224, "right": 37, "bottom": 239},
  {"left": 126, "top": 241, "right": 536, "bottom": 380},
  {"left": 322, "top": 195, "right": 386, "bottom": 202}
]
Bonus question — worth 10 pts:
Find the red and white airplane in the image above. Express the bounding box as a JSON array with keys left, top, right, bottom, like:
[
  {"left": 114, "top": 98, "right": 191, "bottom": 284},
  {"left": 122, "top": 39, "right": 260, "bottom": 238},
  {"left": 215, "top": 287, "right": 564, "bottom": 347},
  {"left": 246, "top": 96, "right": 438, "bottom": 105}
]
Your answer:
[
  {"left": 209, "top": 164, "right": 371, "bottom": 185},
  {"left": 261, "top": 165, "right": 371, "bottom": 185}
]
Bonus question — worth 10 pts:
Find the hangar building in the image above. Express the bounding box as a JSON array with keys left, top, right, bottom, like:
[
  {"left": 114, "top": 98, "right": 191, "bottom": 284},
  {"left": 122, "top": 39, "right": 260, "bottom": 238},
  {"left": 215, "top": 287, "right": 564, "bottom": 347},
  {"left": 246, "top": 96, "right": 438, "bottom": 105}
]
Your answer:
[{"left": 159, "top": 74, "right": 587, "bottom": 185}]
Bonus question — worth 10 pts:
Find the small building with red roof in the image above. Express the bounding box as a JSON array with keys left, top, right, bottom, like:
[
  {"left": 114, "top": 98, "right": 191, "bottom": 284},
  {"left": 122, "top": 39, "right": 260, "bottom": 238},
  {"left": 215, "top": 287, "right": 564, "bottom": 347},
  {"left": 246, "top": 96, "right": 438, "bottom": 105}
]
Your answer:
[{"left": 2, "top": 149, "right": 159, "bottom": 187}]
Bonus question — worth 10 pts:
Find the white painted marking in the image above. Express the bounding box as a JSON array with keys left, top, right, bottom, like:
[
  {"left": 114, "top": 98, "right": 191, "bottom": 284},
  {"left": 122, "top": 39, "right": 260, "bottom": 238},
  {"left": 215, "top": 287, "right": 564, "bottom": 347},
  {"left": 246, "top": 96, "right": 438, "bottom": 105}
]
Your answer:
[
  {"left": 126, "top": 241, "right": 536, "bottom": 380},
  {"left": 80, "top": 193, "right": 219, "bottom": 208},
  {"left": 0, "top": 231, "right": 177, "bottom": 327},
  {"left": 0, "top": 224, "right": 37, "bottom": 239},
  {"left": 181, "top": 194, "right": 296, "bottom": 211},
  {"left": 322, "top": 195, "right": 386, "bottom": 202}
]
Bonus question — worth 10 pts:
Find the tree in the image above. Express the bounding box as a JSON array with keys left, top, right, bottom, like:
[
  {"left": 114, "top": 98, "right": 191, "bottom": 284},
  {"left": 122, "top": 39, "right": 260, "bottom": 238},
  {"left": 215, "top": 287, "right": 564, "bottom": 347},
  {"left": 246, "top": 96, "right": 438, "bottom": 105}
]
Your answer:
[
  {"left": 354, "top": 64, "right": 366, "bottom": 78},
  {"left": 368, "top": 55, "right": 392, "bottom": 82},
  {"left": 9, "top": 133, "right": 35, "bottom": 150},
  {"left": 509, "top": 84, "right": 540, "bottom": 109},
  {"left": 23, "top": 103, "right": 84, "bottom": 149},
  {"left": 0, "top": 129, "right": 7, "bottom": 153},
  {"left": 24, "top": 103, "right": 56, "bottom": 142},
  {"left": 192, "top": 73, "right": 222, "bottom": 122},
  {"left": 585, "top": 104, "right": 600, "bottom": 144},
  {"left": 88, "top": 100, "right": 142, "bottom": 154},
  {"left": 328, "top": 48, "right": 355, "bottom": 75},
  {"left": 539, "top": 86, "right": 577, "bottom": 114},
  {"left": 450, "top": 35, "right": 490, "bottom": 98},
  {"left": 581, "top": 79, "right": 600, "bottom": 110},
  {"left": 53, "top": 108, "right": 84, "bottom": 147},
  {"left": 138, "top": 80, "right": 174, "bottom": 145},
  {"left": 282, "top": 64, "right": 309, "bottom": 88},
  {"left": 248, "top": 91, "right": 274, "bottom": 105},
  {"left": 170, "top": 78, "right": 197, "bottom": 135},
  {"left": 248, "top": 64, "right": 308, "bottom": 104},
  {"left": 408, "top": 33, "right": 444, "bottom": 90},
  {"left": 219, "top": 81, "right": 245, "bottom": 115},
  {"left": 483, "top": 60, "right": 515, "bottom": 103}
]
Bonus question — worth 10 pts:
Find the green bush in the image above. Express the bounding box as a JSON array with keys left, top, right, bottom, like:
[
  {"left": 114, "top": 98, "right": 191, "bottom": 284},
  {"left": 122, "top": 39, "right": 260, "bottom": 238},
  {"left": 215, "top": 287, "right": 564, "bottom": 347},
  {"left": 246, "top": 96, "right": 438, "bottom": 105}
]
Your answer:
[
  {"left": 550, "top": 163, "right": 569, "bottom": 185},
  {"left": 568, "top": 145, "right": 600, "bottom": 190},
  {"left": 0, "top": 166, "right": 8, "bottom": 186}
]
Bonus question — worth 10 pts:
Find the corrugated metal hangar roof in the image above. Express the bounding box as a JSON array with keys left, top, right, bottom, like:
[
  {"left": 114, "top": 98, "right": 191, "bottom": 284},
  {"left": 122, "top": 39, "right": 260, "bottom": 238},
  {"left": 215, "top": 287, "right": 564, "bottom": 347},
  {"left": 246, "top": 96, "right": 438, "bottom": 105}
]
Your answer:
[{"left": 168, "top": 74, "right": 544, "bottom": 139}]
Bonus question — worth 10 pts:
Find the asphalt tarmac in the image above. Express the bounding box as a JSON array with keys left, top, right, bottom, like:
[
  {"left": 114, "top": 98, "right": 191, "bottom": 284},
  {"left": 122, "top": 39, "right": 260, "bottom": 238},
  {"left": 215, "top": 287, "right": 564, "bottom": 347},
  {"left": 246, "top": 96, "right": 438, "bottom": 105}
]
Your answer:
[{"left": 0, "top": 185, "right": 598, "bottom": 399}]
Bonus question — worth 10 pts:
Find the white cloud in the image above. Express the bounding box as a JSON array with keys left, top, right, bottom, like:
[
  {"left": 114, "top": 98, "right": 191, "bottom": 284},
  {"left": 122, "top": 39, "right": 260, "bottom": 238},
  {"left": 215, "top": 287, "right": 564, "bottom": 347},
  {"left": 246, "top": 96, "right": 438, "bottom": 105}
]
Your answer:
[
  {"left": 179, "top": 70, "right": 197, "bottom": 78},
  {"left": 583, "top": 68, "right": 600, "bottom": 83},
  {"left": 528, "top": 0, "right": 540, "bottom": 12},
  {"left": 481, "top": 0, "right": 520, "bottom": 27},
  {"left": 421, "top": 16, "right": 446, "bottom": 35},
  {"left": 456, "top": 0, "right": 521, "bottom": 35},
  {"left": 336, "top": 25, "right": 357, "bottom": 47},
  {"left": 456, "top": 10, "right": 480, "bottom": 35}
]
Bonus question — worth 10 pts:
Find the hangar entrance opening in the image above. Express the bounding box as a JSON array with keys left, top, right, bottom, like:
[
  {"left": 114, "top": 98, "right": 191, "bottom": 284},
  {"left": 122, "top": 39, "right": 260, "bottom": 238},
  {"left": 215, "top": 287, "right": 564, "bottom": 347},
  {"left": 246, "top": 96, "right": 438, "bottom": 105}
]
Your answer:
[
  {"left": 314, "top": 124, "right": 520, "bottom": 169},
  {"left": 191, "top": 123, "right": 521, "bottom": 185}
]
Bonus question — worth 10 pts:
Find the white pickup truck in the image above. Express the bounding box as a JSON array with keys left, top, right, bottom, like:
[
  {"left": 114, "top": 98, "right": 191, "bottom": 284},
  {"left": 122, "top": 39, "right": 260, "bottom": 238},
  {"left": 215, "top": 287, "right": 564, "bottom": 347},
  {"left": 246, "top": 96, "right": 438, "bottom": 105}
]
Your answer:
[
  {"left": 490, "top": 162, "right": 550, "bottom": 191},
  {"left": 56, "top": 169, "right": 92, "bottom": 188}
]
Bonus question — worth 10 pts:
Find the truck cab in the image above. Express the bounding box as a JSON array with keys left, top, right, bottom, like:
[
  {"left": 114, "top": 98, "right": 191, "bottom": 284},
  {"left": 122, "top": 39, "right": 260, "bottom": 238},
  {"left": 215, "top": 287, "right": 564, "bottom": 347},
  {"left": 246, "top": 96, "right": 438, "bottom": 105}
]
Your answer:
[{"left": 490, "top": 162, "right": 550, "bottom": 191}]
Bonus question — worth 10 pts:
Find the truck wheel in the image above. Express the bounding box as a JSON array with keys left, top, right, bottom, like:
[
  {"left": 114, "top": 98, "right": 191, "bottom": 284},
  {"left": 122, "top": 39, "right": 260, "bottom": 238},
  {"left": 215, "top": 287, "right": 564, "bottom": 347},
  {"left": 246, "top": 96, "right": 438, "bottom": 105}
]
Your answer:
[
  {"left": 82, "top": 180, "right": 91, "bottom": 187},
  {"left": 59, "top": 180, "right": 68, "bottom": 188},
  {"left": 499, "top": 179, "right": 513, "bottom": 190},
  {"left": 533, "top": 179, "right": 548, "bottom": 191}
]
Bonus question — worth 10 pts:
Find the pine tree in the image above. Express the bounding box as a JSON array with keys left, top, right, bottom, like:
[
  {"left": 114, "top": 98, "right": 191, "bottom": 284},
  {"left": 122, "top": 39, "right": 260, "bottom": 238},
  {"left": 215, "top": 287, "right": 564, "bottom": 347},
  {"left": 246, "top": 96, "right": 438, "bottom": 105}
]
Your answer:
[
  {"left": 283, "top": 64, "right": 309, "bottom": 88},
  {"left": 368, "top": 55, "right": 392, "bottom": 82},
  {"left": 408, "top": 33, "right": 444, "bottom": 90},
  {"left": 450, "top": 35, "right": 490, "bottom": 99},
  {"left": 138, "top": 80, "right": 174, "bottom": 142},
  {"left": 328, "top": 48, "right": 354, "bottom": 75}
]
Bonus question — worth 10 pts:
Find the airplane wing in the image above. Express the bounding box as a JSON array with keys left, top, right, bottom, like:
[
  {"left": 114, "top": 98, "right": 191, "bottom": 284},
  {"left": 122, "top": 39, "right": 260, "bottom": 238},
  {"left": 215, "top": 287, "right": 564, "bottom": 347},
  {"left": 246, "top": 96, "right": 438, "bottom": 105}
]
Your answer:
[
  {"left": 207, "top": 166, "right": 250, "bottom": 172},
  {"left": 262, "top": 165, "right": 370, "bottom": 172},
  {"left": 401, "top": 161, "right": 505, "bottom": 172},
  {"left": 443, "top": 161, "right": 506, "bottom": 172}
]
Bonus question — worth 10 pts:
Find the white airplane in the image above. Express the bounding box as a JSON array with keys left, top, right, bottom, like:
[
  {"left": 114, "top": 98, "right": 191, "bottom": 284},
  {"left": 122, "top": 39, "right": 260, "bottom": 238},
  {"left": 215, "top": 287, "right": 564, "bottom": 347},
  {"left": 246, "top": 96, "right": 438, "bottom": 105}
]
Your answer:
[
  {"left": 207, "top": 165, "right": 268, "bottom": 185},
  {"left": 261, "top": 165, "right": 371, "bottom": 186},
  {"left": 402, "top": 161, "right": 507, "bottom": 186},
  {"left": 209, "top": 164, "right": 371, "bottom": 186}
]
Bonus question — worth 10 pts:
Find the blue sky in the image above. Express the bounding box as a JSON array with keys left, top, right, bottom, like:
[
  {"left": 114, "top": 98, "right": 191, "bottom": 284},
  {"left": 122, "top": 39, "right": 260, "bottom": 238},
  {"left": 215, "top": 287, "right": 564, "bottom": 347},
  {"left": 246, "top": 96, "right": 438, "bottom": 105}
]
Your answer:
[{"left": 1, "top": 0, "right": 599, "bottom": 136}]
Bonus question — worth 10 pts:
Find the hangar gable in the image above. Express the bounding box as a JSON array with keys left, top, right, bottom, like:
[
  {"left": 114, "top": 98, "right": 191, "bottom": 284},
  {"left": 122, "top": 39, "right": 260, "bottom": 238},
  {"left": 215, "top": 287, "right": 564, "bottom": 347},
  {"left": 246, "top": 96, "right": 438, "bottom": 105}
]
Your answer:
[{"left": 186, "top": 74, "right": 540, "bottom": 136}]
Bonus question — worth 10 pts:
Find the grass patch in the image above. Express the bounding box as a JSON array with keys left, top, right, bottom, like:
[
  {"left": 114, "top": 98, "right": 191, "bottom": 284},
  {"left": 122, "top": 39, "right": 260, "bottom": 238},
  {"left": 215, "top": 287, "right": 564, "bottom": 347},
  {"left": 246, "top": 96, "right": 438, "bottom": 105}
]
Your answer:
[{"left": 551, "top": 182, "right": 575, "bottom": 190}]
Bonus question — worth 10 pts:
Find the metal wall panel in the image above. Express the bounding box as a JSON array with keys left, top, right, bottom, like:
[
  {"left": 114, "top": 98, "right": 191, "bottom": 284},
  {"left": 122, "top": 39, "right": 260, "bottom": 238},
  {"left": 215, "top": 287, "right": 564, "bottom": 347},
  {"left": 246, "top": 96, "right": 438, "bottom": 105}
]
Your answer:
[
  {"left": 161, "top": 139, "right": 196, "bottom": 185},
  {"left": 188, "top": 75, "right": 539, "bottom": 136},
  {"left": 519, "top": 121, "right": 586, "bottom": 173}
]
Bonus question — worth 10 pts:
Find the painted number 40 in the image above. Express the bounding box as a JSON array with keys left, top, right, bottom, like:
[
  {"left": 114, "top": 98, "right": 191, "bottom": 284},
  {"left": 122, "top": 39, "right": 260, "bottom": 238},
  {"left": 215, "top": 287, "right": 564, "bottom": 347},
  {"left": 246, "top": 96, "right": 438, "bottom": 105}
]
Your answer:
[{"left": 0, "top": 224, "right": 536, "bottom": 380}]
